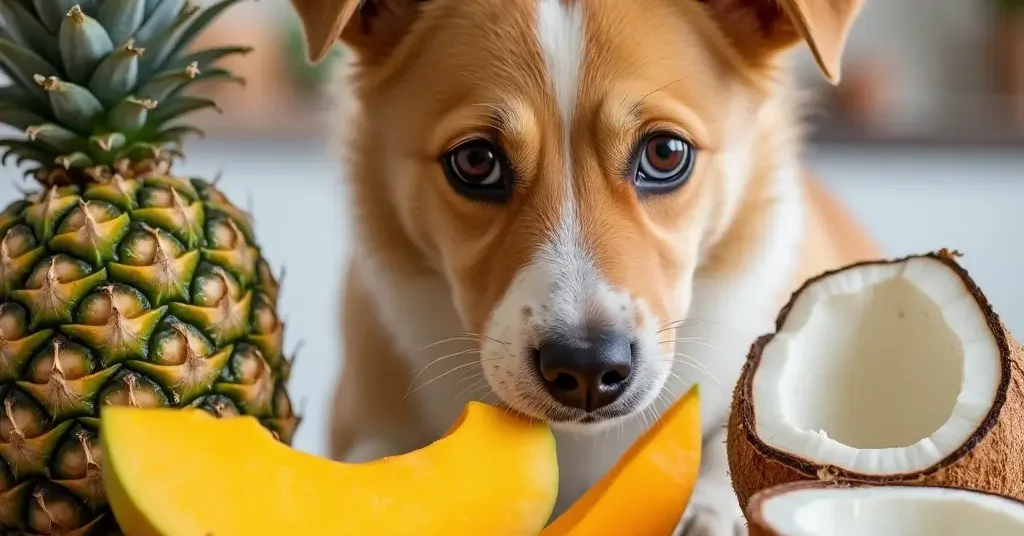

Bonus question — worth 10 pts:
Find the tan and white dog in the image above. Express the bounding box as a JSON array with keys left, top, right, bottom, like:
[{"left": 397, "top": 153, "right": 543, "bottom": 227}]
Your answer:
[{"left": 290, "top": 0, "right": 879, "bottom": 533}]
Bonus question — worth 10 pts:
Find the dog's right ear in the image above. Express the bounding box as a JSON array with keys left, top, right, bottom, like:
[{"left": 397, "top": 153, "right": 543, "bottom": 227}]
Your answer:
[
  {"left": 700, "top": 0, "right": 863, "bottom": 84},
  {"left": 290, "top": 0, "right": 424, "bottom": 64}
]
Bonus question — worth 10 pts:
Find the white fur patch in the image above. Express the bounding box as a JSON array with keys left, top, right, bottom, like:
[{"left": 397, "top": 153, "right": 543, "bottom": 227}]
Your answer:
[
  {"left": 536, "top": 0, "right": 590, "bottom": 330},
  {"left": 536, "top": 0, "right": 584, "bottom": 131},
  {"left": 479, "top": 0, "right": 669, "bottom": 429}
]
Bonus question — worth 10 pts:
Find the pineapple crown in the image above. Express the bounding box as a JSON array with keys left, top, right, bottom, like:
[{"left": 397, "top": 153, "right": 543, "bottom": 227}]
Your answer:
[{"left": 0, "top": 0, "right": 251, "bottom": 186}]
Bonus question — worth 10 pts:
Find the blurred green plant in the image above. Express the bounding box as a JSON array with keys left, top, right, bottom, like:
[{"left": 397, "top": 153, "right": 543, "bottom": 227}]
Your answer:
[{"left": 996, "top": 0, "right": 1024, "bottom": 13}]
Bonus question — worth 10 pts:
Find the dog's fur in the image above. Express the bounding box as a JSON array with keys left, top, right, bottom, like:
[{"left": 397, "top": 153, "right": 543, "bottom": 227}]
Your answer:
[{"left": 290, "top": 0, "right": 879, "bottom": 532}]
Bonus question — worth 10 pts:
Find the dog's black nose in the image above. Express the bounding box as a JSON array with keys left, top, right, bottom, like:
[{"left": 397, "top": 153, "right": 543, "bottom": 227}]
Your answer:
[{"left": 536, "top": 332, "right": 633, "bottom": 412}]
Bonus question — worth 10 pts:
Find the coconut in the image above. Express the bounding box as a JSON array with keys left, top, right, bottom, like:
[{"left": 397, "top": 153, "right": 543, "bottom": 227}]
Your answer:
[
  {"left": 727, "top": 249, "right": 1024, "bottom": 510},
  {"left": 747, "top": 481, "right": 1024, "bottom": 536}
]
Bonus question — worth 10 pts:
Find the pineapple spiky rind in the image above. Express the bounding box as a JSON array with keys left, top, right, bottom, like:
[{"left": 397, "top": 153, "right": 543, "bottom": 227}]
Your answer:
[
  {"left": 0, "top": 0, "right": 300, "bottom": 533},
  {"left": 0, "top": 180, "right": 301, "bottom": 535}
]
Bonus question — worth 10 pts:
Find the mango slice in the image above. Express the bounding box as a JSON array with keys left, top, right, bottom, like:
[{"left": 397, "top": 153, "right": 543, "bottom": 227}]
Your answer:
[
  {"left": 542, "top": 385, "right": 701, "bottom": 535},
  {"left": 101, "top": 402, "right": 558, "bottom": 536}
]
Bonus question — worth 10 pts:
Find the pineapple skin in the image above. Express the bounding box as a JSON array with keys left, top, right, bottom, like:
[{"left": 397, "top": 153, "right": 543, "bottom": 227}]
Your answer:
[
  {"left": 0, "top": 0, "right": 301, "bottom": 531},
  {"left": 0, "top": 174, "right": 299, "bottom": 535}
]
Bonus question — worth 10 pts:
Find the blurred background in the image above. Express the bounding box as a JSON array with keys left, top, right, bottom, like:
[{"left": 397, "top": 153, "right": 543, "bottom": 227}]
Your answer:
[{"left": 0, "top": 0, "right": 1022, "bottom": 458}]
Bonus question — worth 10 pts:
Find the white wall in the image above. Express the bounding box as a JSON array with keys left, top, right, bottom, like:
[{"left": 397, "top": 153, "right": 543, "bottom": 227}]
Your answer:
[{"left": 791, "top": 0, "right": 999, "bottom": 124}]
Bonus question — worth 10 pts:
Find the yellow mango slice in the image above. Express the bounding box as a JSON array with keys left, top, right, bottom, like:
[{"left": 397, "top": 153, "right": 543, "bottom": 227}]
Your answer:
[
  {"left": 101, "top": 402, "right": 558, "bottom": 536},
  {"left": 542, "top": 385, "right": 702, "bottom": 535}
]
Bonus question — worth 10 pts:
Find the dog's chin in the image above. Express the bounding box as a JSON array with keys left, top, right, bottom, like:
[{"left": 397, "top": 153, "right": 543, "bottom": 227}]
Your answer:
[
  {"left": 547, "top": 412, "right": 634, "bottom": 434},
  {"left": 498, "top": 385, "right": 664, "bottom": 435}
]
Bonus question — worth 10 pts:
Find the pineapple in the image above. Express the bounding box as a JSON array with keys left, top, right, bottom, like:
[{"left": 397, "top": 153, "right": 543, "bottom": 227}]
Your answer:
[{"left": 0, "top": 0, "right": 301, "bottom": 533}]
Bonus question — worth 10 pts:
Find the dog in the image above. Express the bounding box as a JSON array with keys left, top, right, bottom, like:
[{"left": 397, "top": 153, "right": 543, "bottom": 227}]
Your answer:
[{"left": 289, "top": 0, "right": 879, "bottom": 533}]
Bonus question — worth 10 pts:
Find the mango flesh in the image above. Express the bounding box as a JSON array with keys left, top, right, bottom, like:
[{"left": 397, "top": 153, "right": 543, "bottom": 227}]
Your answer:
[
  {"left": 542, "top": 385, "right": 701, "bottom": 535},
  {"left": 101, "top": 402, "right": 558, "bottom": 536}
]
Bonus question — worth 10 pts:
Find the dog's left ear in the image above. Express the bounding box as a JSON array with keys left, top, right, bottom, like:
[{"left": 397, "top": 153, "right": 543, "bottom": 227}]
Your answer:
[
  {"left": 290, "top": 0, "right": 424, "bottom": 64},
  {"left": 290, "top": 0, "right": 360, "bottom": 63},
  {"left": 701, "top": 0, "right": 863, "bottom": 84}
]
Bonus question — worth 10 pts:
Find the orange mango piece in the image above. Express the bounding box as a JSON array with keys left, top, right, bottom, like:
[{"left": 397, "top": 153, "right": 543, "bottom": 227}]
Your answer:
[
  {"left": 101, "top": 402, "right": 558, "bottom": 536},
  {"left": 543, "top": 385, "right": 702, "bottom": 535}
]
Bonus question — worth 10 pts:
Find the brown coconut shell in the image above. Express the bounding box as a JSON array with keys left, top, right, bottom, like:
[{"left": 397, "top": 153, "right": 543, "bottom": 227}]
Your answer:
[
  {"left": 746, "top": 480, "right": 1024, "bottom": 536},
  {"left": 727, "top": 249, "right": 1024, "bottom": 511}
]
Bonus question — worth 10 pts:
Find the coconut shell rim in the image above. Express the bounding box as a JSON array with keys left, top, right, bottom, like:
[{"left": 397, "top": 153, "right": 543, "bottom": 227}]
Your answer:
[
  {"left": 735, "top": 249, "right": 1015, "bottom": 483},
  {"left": 746, "top": 480, "right": 1024, "bottom": 536}
]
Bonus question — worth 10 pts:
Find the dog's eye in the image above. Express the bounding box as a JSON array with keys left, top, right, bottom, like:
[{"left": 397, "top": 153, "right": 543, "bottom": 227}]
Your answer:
[
  {"left": 632, "top": 133, "right": 696, "bottom": 193},
  {"left": 442, "top": 139, "right": 512, "bottom": 202}
]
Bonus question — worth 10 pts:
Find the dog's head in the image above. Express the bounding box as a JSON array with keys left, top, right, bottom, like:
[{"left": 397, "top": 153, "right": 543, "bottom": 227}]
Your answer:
[{"left": 293, "top": 0, "right": 861, "bottom": 427}]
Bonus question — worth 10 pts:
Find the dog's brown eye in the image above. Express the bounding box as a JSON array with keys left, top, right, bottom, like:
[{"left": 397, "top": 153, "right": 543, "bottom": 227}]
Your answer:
[
  {"left": 453, "top": 146, "right": 499, "bottom": 184},
  {"left": 442, "top": 139, "right": 512, "bottom": 202},
  {"left": 632, "top": 132, "right": 695, "bottom": 194},
  {"left": 644, "top": 137, "right": 686, "bottom": 174},
  {"left": 640, "top": 136, "right": 691, "bottom": 180}
]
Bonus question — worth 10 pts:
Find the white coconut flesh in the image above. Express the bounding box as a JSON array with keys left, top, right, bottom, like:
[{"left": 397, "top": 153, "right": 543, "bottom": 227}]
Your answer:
[
  {"left": 752, "top": 256, "right": 1001, "bottom": 474},
  {"left": 758, "top": 486, "right": 1024, "bottom": 536}
]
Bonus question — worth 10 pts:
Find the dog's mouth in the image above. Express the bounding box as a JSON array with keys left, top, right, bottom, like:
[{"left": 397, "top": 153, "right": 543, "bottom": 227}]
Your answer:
[
  {"left": 481, "top": 349, "right": 670, "bottom": 430},
  {"left": 535, "top": 403, "right": 635, "bottom": 426},
  {"left": 546, "top": 405, "right": 641, "bottom": 427}
]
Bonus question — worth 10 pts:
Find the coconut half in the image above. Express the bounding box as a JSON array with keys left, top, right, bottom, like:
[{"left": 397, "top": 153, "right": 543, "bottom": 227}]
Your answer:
[
  {"left": 747, "top": 481, "right": 1024, "bottom": 536},
  {"left": 727, "top": 250, "right": 1024, "bottom": 509}
]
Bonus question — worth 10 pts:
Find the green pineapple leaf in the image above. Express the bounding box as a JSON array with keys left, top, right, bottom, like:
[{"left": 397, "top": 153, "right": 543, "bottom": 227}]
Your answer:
[
  {"left": 170, "top": 45, "right": 250, "bottom": 70},
  {"left": 108, "top": 94, "right": 156, "bottom": 134},
  {"left": 147, "top": 95, "right": 218, "bottom": 126},
  {"left": 31, "top": 0, "right": 78, "bottom": 33},
  {"left": 96, "top": 0, "right": 146, "bottom": 45},
  {"left": 35, "top": 75, "right": 105, "bottom": 134},
  {"left": 133, "top": 0, "right": 184, "bottom": 44},
  {"left": 0, "top": 38, "right": 59, "bottom": 98},
  {"left": 0, "top": 139, "right": 54, "bottom": 166},
  {"left": 59, "top": 5, "right": 115, "bottom": 84},
  {"left": 169, "top": 0, "right": 248, "bottom": 61},
  {"left": 25, "top": 123, "right": 83, "bottom": 154},
  {"left": 152, "top": 125, "right": 204, "bottom": 147},
  {"left": 0, "top": 0, "right": 60, "bottom": 65},
  {"left": 138, "top": 2, "right": 198, "bottom": 76},
  {"left": 88, "top": 39, "right": 143, "bottom": 106}
]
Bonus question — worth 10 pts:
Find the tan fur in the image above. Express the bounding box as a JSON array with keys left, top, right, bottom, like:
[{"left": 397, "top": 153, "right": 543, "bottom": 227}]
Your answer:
[{"left": 293, "top": 0, "right": 876, "bottom": 530}]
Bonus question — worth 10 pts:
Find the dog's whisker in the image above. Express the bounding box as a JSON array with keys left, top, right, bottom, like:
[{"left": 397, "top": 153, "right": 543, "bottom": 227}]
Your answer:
[
  {"left": 414, "top": 332, "right": 510, "bottom": 354},
  {"left": 477, "top": 389, "right": 501, "bottom": 406},
  {"left": 454, "top": 377, "right": 491, "bottom": 402},
  {"left": 665, "top": 370, "right": 688, "bottom": 388},
  {"left": 409, "top": 356, "right": 512, "bottom": 401},
  {"left": 660, "top": 374, "right": 691, "bottom": 408},
  {"left": 415, "top": 336, "right": 479, "bottom": 352},
  {"left": 459, "top": 331, "right": 510, "bottom": 346},
  {"left": 658, "top": 338, "right": 733, "bottom": 356},
  {"left": 650, "top": 386, "right": 682, "bottom": 425},
  {"left": 404, "top": 361, "right": 485, "bottom": 401},
  {"left": 660, "top": 351, "right": 713, "bottom": 377},
  {"left": 658, "top": 337, "right": 722, "bottom": 347},
  {"left": 638, "top": 404, "right": 653, "bottom": 431},
  {"left": 657, "top": 317, "right": 742, "bottom": 335},
  {"left": 409, "top": 348, "right": 481, "bottom": 381},
  {"left": 453, "top": 372, "right": 484, "bottom": 386},
  {"left": 649, "top": 395, "right": 670, "bottom": 427},
  {"left": 664, "top": 353, "right": 723, "bottom": 389}
]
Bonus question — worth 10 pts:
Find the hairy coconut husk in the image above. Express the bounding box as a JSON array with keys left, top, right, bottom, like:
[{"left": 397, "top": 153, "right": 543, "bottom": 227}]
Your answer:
[{"left": 727, "top": 250, "right": 1024, "bottom": 511}]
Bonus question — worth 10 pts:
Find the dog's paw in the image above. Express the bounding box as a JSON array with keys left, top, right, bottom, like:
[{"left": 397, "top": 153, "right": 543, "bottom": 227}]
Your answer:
[{"left": 674, "top": 500, "right": 747, "bottom": 536}]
